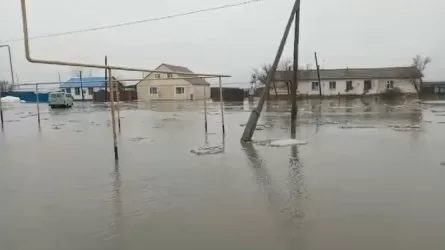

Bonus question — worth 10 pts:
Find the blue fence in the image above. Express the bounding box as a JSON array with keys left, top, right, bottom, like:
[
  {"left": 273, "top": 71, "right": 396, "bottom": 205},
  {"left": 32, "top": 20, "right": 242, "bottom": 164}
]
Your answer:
[{"left": 1, "top": 91, "right": 49, "bottom": 103}]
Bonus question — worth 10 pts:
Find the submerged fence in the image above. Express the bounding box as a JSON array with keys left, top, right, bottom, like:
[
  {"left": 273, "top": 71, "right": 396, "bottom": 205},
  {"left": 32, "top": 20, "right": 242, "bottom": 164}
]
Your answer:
[{"left": 1, "top": 91, "right": 49, "bottom": 102}]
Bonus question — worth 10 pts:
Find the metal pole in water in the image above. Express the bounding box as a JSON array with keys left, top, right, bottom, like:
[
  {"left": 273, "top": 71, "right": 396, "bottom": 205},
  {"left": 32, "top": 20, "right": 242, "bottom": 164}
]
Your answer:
[
  {"left": 0, "top": 84, "right": 4, "bottom": 129},
  {"left": 291, "top": 4, "right": 301, "bottom": 138},
  {"left": 35, "top": 84, "right": 40, "bottom": 127},
  {"left": 314, "top": 52, "right": 322, "bottom": 98},
  {"left": 218, "top": 77, "right": 225, "bottom": 135},
  {"left": 203, "top": 82, "right": 208, "bottom": 133},
  {"left": 241, "top": 0, "right": 300, "bottom": 142},
  {"left": 116, "top": 79, "right": 121, "bottom": 133},
  {"left": 104, "top": 56, "right": 108, "bottom": 103},
  {"left": 108, "top": 69, "right": 119, "bottom": 160}
]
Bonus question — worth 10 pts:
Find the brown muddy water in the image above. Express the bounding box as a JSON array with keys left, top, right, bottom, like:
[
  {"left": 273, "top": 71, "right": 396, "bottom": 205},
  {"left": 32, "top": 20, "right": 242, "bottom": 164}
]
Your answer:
[{"left": 0, "top": 98, "right": 444, "bottom": 250}]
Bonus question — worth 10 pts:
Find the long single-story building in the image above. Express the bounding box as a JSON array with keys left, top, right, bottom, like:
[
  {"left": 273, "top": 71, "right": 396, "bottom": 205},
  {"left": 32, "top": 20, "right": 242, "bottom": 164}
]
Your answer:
[
  {"left": 60, "top": 76, "right": 125, "bottom": 101},
  {"left": 271, "top": 66, "right": 422, "bottom": 97},
  {"left": 136, "top": 63, "right": 211, "bottom": 101}
]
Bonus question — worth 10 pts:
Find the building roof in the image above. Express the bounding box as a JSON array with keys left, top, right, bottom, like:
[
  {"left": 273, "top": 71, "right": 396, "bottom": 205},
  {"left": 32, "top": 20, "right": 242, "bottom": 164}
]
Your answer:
[
  {"left": 423, "top": 81, "right": 445, "bottom": 86},
  {"left": 138, "top": 63, "right": 210, "bottom": 86},
  {"left": 275, "top": 67, "right": 422, "bottom": 81},
  {"left": 60, "top": 76, "right": 123, "bottom": 88}
]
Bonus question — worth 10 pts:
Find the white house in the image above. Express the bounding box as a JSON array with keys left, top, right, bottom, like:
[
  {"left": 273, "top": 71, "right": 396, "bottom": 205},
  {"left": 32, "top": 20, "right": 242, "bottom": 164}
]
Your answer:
[
  {"left": 270, "top": 67, "right": 422, "bottom": 97},
  {"left": 137, "top": 63, "right": 211, "bottom": 101}
]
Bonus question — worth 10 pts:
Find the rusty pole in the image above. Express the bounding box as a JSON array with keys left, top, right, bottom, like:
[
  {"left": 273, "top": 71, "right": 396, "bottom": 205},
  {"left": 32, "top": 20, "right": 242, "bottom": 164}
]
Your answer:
[{"left": 108, "top": 69, "right": 119, "bottom": 160}]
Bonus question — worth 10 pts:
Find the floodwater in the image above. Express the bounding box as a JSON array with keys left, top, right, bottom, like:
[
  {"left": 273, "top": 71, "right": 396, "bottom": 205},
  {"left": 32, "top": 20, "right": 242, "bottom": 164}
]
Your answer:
[{"left": 0, "top": 98, "right": 444, "bottom": 250}]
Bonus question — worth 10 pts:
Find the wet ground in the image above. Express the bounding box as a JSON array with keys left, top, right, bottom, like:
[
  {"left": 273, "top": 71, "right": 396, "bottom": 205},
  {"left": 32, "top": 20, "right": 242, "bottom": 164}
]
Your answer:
[{"left": 0, "top": 98, "right": 444, "bottom": 250}]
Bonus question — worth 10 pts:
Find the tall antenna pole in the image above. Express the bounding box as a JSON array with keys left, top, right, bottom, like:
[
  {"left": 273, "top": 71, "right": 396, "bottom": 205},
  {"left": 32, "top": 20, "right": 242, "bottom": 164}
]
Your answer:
[{"left": 241, "top": 0, "right": 301, "bottom": 142}]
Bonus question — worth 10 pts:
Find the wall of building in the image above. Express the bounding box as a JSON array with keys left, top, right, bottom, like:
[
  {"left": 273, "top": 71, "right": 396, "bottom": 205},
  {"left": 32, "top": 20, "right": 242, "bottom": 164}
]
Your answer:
[
  {"left": 137, "top": 65, "right": 209, "bottom": 101},
  {"left": 269, "top": 78, "right": 417, "bottom": 97},
  {"left": 192, "top": 85, "right": 211, "bottom": 100},
  {"left": 65, "top": 87, "right": 94, "bottom": 100}
]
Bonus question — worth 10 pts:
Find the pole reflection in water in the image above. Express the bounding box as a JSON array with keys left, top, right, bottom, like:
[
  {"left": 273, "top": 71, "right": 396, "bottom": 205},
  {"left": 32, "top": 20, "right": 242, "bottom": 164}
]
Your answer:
[
  {"left": 106, "top": 161, "right": 123, "bottom": 242},
  {"left": 242, "top": 142, "right": 307, "bottom": 249},
  {"left": 285, "top": 145, "right": 306, "bottom": 219}
]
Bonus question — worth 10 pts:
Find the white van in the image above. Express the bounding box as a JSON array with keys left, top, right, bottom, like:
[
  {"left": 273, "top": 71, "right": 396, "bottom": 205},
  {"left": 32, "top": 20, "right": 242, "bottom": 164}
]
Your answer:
[{"left": 49, "top": 91, "right": 74, "bottom": 108}]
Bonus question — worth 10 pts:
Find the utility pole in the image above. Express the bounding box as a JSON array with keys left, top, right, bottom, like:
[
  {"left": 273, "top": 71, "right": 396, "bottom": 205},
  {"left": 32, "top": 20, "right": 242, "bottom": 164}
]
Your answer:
[
  {"left": 314, "top": 52, "right": 322, "bottom": 98},
  {"left": 241, "top": 0, "right": 301, "bottom": 142},
  {"left": 104, "top": 56, "right": 108, "bottom": 102},
  {"left": 291, "top": 3, "right": 301, "bottom": 138},
  {"left": 79, "top": 70, "right": 84, "bottom": 101},
  {"left": 0, "top": 45, "right": 15, "bottom": 87}
]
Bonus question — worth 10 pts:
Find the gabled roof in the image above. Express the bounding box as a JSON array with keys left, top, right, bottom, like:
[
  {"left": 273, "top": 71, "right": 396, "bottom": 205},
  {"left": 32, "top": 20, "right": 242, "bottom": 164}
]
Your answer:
[
  {"left": 60, "top": 76, "right": 123, "bottom": 88},
  {"left": 137, "top": 63, "right": 210, "bottom": 86},
  {"left": 275, "top": 67, "right": 422, "bottom": 81}
]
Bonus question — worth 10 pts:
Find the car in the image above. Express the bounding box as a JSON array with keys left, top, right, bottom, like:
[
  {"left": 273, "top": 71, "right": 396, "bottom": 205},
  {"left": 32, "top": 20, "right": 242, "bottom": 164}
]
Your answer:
[{"left": 48, "top": 91, "right": 74, "bottom": 108}]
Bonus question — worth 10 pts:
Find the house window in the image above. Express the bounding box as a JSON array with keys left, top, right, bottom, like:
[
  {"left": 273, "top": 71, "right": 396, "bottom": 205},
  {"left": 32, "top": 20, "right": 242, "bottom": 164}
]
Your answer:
[
  {"left": 387, "top": 80, "right": 394, "bottom": 89},
  {"left": 65, "top": 88, "right": 71, "bottom": 94},
  {"left": 82, "top": 88, "right": 86, "bottom": 94},
  {"left": 74, "top": 87, "right": 80, "bottom": 95},
  {"left": 311, "top": 82, "right": 319, "bottom": 90},
  {"left": 154, "top": 74, "right": 161, "bottom": 79},
  {"left": 364, "top": 80, "right": 372, "bottom": 91},
  {"left": 329, "top": 81, "right": 336, "bottom": 90},
  {"left": 149, "top": 87, "right": 158, "bottom": 94},
  {"left": 88, "top": 88, "right": 93, "bottom": 95},
  {"left": 176, "top": 87, "right": 185, "bottom": 95},
  {"left": 167, "top": 73, "right": 173, "bottom": 78},
  {"left": 346, "top": 81, "right": 353, "bottom": 92}
]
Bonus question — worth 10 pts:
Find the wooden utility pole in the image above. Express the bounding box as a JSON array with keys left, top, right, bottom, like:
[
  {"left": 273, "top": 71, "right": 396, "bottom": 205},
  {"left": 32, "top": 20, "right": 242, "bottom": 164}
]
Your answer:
[
  {"left": 104, "top": 56, "right": 108, "bottom": 102},
  {"left": 314, "top": 52, "right": 322, "bottom": 98},
  {"left": 291, "top": 4, "right": 301, "bottom": 138},
  {"left": 79, "top": 71, "right": 84, "bottom": 102},
  {"left": 241, "top": 0, "right": 301, "bottom": 142},
  {"left": 108, "top": 68, "right": 119, "bottom": 160}
]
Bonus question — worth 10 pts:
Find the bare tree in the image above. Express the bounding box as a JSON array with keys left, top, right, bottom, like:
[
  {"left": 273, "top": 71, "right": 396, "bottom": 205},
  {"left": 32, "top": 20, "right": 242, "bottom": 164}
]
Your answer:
[
  {"left": 252, "top": 59, "right": 306, "bottom": 96},
  {"left": 0, "top": 80, "right": 14, "bottom": 92},
  {"left": 411, "top": 55, "right": 431, "bottom": 95}
]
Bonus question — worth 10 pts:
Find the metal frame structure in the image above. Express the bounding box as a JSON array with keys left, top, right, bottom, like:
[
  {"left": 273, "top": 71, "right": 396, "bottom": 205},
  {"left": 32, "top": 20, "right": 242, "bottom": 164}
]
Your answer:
[
  {"left": 13, "top": 0, "right": 229, "bottom": 160},
  {"left": 0, "top": 44, "right": 15, "bottom": 129}
]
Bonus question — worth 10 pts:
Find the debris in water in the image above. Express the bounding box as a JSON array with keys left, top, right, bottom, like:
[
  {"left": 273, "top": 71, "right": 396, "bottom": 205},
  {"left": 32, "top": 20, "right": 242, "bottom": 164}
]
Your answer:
[
  {"left": 128, "top": 137, "right": 148, "bottom": 142},
  {"left": 190, "top": 145, "right": 224, "bottom": 155},
  {"left": 340, "top": 125, "right": 376, "bottom": 129},
  {"left": 162, "top": 117, "right": 177, "bottom": 121},
  {"left": 5, "top": 120, "right": 20, "bottom": 123},
  {"left": 73, "top": 129, "right": 83, "bottom": 133},
  {"left": 392, "top": 127, "right": 417, "bottom": 132},
  {"left": 424, "top": 121, "right": 432, "bottom": 123},
  {"left": 431, "top": 109, "right": 445, "bottom": 113},
  {"left": 388, "top": 124, "right": 420, "bottom": 129},
  {"left": 207, "top": 111, "right": 219, "bottom": 115},
  {"left": 440, "top": 162, "right": 445, "bottom": 166},
  {"left": 53, "top": 126, "right": 62, "bottom": 130},
  {"left": 270, "top": 139, "right": 308, "bottom": 147}
]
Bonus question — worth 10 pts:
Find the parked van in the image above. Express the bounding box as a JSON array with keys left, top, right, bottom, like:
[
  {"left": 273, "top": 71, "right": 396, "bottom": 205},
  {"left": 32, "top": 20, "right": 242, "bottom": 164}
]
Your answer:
[{"left": 49, "top": 91, "right": 74, "bottom": 108}]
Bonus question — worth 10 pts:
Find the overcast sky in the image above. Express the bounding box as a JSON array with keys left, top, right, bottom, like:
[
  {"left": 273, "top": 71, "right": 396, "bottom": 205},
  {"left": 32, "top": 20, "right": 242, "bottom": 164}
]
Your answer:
[{"left": 1, "top": 0, "right": 444, "bottom": 86}]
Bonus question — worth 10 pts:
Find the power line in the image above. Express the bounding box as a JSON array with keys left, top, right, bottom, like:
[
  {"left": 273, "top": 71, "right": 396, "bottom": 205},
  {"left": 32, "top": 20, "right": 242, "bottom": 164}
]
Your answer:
[{"left": 1, "top": 0, "right": 263, "bottom": 43}]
